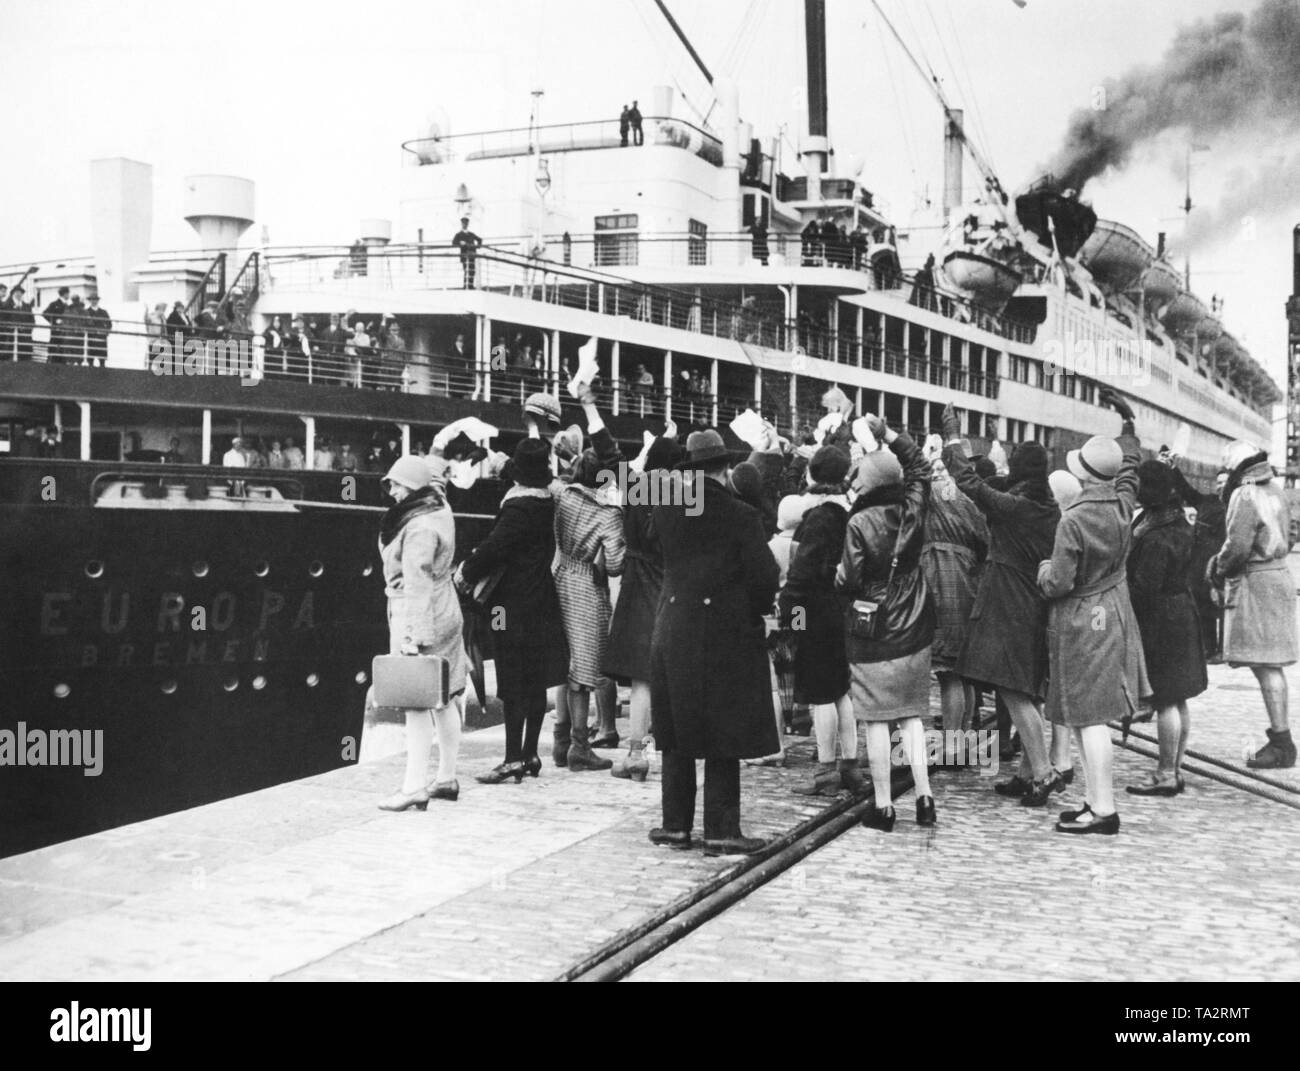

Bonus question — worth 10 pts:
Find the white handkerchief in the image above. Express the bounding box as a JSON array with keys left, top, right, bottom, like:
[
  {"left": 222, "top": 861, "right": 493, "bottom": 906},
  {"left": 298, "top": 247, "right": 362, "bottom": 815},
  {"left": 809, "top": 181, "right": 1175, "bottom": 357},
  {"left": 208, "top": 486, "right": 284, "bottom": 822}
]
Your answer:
[
  {"left": 568, "top": 336, "right": 601, "bottom": 398},
  {"left": 730, "top": 408, "right": 765, "bottom": 450},
  {"left": 1171, "top": 422, "right": 1191, "bottom": 458},
  {"left": 851, "top": 417, "right": 877, "bottom": 451}
]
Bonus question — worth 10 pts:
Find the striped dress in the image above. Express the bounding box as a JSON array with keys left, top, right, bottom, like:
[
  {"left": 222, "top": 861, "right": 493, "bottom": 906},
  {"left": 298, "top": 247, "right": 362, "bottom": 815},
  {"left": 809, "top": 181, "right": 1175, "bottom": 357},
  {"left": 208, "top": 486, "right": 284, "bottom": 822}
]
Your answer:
[{"left": 554, "top": 483, "right": 626, "bottom": 688}]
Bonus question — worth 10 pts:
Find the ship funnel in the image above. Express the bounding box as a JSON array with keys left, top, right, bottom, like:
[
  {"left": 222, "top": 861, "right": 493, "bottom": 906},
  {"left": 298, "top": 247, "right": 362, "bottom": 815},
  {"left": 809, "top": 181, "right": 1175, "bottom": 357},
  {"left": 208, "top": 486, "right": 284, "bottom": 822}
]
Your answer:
[
  {"left": 360, "top": 218, "right": 392, "bottom": 250},
  {"left": 89, "top": 157, "right": 154, "bottom": 304},
  {"left": 1157, "top": 231, "right": 1167, "bottom": 258},
  {"left": 716, "top": 76, "right": 741, "bottom": 170},
  {"left": 183, "top": 175, "right": 255, "bottom": 254},
  {"left": 943, "top": 109, "right": 964, "bottom": 218}
]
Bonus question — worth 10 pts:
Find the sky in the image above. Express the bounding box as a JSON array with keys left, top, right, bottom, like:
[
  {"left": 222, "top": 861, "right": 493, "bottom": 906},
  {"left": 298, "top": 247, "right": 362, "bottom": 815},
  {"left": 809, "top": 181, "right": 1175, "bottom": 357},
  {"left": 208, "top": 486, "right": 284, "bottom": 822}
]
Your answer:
[{"left": 0, "top": 0, "right": 1295, "bottom": 411}]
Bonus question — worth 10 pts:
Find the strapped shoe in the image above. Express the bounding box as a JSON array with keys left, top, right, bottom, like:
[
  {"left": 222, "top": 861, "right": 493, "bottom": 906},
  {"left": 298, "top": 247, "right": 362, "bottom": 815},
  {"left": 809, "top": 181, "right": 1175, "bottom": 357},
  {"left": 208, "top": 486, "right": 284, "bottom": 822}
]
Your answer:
[
  {"left": 1020, "top": 771, "right": 1066, "bottom": 807},
  {"left": 1126, "top": 772, "right": 1184, "bottom": 797},
  {"left": 994, "top": 774, "right": 1031, "bottom": 798}
]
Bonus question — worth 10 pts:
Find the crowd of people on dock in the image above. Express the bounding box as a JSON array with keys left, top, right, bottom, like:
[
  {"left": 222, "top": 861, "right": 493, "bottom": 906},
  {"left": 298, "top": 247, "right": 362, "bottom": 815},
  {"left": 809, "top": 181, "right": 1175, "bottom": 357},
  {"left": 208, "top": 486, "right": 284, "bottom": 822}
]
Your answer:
[{"left": 366, "top": 381, "right": 1294, "bottom": 853}]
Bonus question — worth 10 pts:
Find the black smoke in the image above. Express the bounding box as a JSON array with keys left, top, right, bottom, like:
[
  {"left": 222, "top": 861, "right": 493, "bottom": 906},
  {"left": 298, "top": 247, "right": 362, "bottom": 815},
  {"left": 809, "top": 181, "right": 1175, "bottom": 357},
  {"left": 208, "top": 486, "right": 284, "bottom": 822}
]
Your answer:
[{"left": 1047, "top": 0, "right": 1300, "bottom": 191}]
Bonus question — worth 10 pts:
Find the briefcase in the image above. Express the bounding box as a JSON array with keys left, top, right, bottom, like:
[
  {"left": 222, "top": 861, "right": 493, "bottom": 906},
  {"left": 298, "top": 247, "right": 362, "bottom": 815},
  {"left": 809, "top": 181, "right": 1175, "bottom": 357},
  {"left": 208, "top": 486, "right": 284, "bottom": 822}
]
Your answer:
[{"left": 372, "top": 654, "right": 451, "bottom": 709}]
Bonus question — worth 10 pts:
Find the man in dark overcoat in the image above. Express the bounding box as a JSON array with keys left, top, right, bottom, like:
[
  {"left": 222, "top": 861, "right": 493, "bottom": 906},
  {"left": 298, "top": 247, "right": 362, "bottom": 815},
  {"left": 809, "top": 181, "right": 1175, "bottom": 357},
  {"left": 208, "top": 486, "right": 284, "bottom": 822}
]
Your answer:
[
  {"left": 43, "top": 286, "right": 71, "bottom": 363},
  {"left": 649, "top": 429, "right": 780, "bottom": 856},
  {"left": 452, "top": 217, "right": 482, "bottom": 289},
  {"left": 85, "top": 294, "right": 111, "bottom": 367}
]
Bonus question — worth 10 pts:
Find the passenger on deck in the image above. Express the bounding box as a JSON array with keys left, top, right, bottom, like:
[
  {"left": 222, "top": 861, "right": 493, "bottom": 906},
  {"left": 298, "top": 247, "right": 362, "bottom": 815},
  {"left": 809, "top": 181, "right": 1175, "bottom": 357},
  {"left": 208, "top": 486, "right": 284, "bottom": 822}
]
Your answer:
[
  {"left": 166, "top": 302, "right": 190, "bottom": 349},
  {"left": 619, "top": 104, "right": 630, "bottom": 147},
  {"left": 262, "top": 315, "right": 286, "bottom": 377},
  {"left": 85, "top": 294, "right": 110, "bottom": 368},
  {"left": 376, "top": 455, "right": 466, "bottom": 810},
  {"left": 452, "top": 217, "right": 481, "bottom": 289},
  {"left": 628, "top": 100, "right": 643, "bottom": 145},
  {"left": 265, "top": 440, "right": 286, "bottom": 469},
  {"left": 338, "top": 443, "right": 359, "bottom": 472},
  {"left": 282, "top": 436, "right": 305, "bottom": 470},
  {"left": 313, "top": 437, "right": 337, "bottom": 471},
  {"left": 222, "top": 436, "right": 247, "bottom": 468},
  {"left": 43, "top": 287, "right": 72, "bottom": 364},
  {"left": 7, "top": 286, "right": 34, "bottom": 360}
]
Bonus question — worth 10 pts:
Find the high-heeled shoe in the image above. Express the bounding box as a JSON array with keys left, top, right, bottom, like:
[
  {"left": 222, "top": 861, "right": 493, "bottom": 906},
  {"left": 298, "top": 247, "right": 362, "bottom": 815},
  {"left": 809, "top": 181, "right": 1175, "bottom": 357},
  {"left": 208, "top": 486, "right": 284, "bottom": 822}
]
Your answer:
[
  {"left": 521, "top": 755, "right": 542, "bottom": 778},
  {"left": 861, "top": 801, "right": 896, "bottom": 832},
  {"left": 916, "top": 795, "right": 936, "bottom": 826},
  {"left": 378, "top": 787, "right": 429, "bottom": 812},
  {"left": 611, "top": 749, "right": 649, "bottom": 781},
  {"left": 427, "top": 779, "right": 459, "bottom": 802},
  {"left": 475, "top": 761, "right": 525, "bottom": 784}
]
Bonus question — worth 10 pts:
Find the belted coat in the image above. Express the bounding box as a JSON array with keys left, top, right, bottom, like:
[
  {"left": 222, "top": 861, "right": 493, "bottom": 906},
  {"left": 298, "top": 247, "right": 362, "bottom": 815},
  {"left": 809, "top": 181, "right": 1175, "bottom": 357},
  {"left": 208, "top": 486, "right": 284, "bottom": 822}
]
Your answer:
[
  {"left": 1037, "top": 432, "right": 1151, "bottom": 726},
  {"left": 650, "top": 474, "right": 781, "bottom": 758}
]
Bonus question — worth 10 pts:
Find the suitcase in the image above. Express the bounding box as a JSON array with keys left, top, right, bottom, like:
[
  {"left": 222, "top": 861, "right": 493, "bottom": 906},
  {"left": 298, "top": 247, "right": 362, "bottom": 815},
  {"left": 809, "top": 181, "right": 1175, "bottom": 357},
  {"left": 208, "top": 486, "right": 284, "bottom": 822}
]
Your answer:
[{"left": 372, "top": 654, "right": 451, "bottom": 709}]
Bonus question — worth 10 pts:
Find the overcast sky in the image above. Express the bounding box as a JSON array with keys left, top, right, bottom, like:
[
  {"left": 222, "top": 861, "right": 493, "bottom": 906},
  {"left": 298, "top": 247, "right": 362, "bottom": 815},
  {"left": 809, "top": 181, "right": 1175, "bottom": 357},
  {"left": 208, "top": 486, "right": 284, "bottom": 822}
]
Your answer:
[{"left": 1, "top": 0, "right": 1294, "bottom": 396}]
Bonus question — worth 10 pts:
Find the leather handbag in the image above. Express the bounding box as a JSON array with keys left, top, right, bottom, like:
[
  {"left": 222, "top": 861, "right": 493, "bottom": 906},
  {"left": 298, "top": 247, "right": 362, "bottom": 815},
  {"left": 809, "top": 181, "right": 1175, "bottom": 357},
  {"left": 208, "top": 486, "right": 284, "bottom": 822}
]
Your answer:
[
  {"left": 372, "top": 654, "right": 451, "bottom": 709},
  {"left": 847, "top": 516, "right": 907, "bottom": 641}
]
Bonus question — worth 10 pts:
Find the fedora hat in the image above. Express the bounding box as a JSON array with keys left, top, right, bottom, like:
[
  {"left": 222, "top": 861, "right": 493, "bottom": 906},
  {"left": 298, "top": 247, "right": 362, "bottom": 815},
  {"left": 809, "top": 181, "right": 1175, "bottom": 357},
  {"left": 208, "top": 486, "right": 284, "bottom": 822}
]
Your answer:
[
  {"left": 1067, "top": 436, "right": 1123, "bottom": 482},
  {"left": 674, "top": 429, "right": 729, "bottom": 469}
]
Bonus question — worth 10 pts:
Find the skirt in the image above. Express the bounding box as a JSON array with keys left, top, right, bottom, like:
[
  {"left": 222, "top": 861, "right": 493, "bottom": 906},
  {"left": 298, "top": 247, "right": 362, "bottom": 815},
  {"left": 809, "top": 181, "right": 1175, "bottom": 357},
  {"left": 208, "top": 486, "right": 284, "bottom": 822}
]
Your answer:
[
  {"left": 849, "top": 646, "right": 932, "bottom": 723},
  {"left": 1223, "top": 566, "right": 1299, "bottom": 668}
]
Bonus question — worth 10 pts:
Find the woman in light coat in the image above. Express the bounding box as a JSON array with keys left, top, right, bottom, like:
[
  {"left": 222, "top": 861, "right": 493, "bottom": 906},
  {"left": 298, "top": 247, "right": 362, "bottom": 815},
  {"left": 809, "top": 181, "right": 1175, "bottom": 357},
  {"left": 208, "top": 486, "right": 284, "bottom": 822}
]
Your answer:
[
  {"left": 1209, "top": 440, "right": 1297, "bottom": 769},
  {"left": 376, "top": 455, "right": 467, "bottom": 810},
  {"left": 1038, "top": 393, "right": 1149, "bottom": 834}
]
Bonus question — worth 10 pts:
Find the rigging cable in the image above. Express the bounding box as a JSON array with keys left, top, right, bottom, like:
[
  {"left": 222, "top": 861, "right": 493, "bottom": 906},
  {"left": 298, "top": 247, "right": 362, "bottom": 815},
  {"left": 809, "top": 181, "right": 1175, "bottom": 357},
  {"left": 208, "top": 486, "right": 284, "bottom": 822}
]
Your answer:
[
  {"left": 934, "top": 0, "right": 1000, "bottom": 186},
  {"left": 870, "top": 8, "right": 921, "bottom": 201}
]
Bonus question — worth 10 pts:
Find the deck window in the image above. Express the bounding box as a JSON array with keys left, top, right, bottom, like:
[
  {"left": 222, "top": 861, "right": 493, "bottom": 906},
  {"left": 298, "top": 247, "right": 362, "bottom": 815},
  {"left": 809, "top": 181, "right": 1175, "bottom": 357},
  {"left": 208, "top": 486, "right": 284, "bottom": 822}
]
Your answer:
[{"left": 594, "top": 214, "right": 639, "bottom": 267}]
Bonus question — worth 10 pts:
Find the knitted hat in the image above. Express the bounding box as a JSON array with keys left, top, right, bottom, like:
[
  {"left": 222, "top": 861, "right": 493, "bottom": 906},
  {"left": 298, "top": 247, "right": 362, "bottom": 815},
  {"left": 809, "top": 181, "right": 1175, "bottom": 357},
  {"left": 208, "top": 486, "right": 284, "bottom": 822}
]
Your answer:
[
  {"left": 851, "top": 449, "right": 903, "bottom": 495},
  {"left": 1048, "top": 469, "right": 1082, "bottom": 510},
  {"left": 384, "top": 455, "right": 433, "bottom": 491},
  {"left": 1067, "top": 436, "right": 1122, "bottom": 482},
  {"left": 509, "top": 438, "right": 553, "bottom": 489},
  {"left": 729, "top": 461, "right": 763, "bottom": 507},
  {"left": 1136, "top": 460, "right": 1176, "bottom": 510},
  {"left": 644, "top": 436, "right": 683, "bottom": 473},
  {"left": 808, "top": 445, "right": 851, "bottom": 487},
  {"left": 1008, "top": 441, "right": 1050, "bottom": 486}
]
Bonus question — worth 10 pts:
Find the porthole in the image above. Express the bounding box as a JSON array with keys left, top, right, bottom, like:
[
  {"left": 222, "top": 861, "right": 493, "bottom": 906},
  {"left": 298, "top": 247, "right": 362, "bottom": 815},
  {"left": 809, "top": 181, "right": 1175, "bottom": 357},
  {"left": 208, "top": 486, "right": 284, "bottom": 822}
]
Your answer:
[
  {"left": 361, "top": 563, "right": 374, "bottom": 577},
  {"left": 308, "top": 561, "right": 325, "bottom": 578},
  {"left": 355, "top": 671, "right": 368, "bottom": 685},
  {"left": 306, "top": 673, "right": 320, "bottom": 687},
  {"left": 192, "top": 561, "right": 210, "bottom": 578},
  {"left": 253, "top": 560, "right": 270, "bottom": 578},
  {"left": 53, "top": 683, "right": 70, "bottom": 699},
  {"left": 222, "top": 677, "right": 239, "bottom": 692},
  {"left": 160, "top": 680, "right": 178, "bottom": 695},
  {"left": 84, "top": 560, "right": 105, "bottom": 579},
  {"left": 252, "top": 675, "right": 267, "bottom": 691}
]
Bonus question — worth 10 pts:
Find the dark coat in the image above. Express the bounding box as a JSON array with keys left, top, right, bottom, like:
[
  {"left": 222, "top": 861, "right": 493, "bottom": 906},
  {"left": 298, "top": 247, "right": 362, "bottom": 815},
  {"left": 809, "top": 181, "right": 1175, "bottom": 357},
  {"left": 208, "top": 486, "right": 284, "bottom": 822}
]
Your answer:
[
  {"left": 779, "top": 499, "right": 850, "bottom": 703},
  {"left": 837, "top": 434, "right": 934, "bottom": 664},
  {"left": 85, "top": 306, "right": 111, "bottom": 357},
  {"left": 947, "top": 444, "right": 1059, "bottom": 698},
  {"left": 460, "top": 486, "right": 568, "bottom": 700},
  {"left": 603, "top": 496, "right": 663, "bottom": 682},
  {"left": 921, "top": 477, "right": 988, "bottom": 669},
  {"left": 650, "top": 476, "right": 780, "bottom": 758},
  {"left": 1128, "top": 508, "right": 1207, "bottom": 706}
]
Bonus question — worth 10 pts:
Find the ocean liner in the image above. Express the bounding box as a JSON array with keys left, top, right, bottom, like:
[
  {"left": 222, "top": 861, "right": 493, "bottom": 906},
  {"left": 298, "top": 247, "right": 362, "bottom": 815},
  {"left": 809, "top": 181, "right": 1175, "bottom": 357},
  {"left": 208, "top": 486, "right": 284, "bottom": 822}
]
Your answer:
[{"left": 0, "top": 0, "right": 1279, "bottom": 857}]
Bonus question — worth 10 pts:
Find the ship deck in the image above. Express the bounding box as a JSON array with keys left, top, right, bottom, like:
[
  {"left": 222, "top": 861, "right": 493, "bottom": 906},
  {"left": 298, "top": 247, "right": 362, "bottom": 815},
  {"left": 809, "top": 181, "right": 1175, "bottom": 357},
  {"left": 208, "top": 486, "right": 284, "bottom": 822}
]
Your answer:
[{"left": 2, "top": 589, "right": 1299, "bottom": 982}]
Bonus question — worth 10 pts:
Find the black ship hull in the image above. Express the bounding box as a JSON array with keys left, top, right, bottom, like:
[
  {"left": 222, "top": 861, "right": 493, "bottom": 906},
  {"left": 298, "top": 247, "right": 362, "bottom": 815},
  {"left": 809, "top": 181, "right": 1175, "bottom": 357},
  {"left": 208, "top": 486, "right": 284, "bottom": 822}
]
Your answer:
[{"left": 0, "top": 459, "right": 501, "bottom": 858}]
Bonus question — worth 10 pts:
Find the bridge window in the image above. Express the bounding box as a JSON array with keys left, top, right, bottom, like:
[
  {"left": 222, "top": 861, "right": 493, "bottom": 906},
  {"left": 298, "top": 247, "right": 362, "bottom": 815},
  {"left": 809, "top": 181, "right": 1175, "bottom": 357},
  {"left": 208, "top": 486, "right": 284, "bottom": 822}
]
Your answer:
[
  {"left": 594, "top": 214, "right": 639, "bottom": 267},
  {"left": 688, "top": 219, "right": 707, "bottom": 266}
]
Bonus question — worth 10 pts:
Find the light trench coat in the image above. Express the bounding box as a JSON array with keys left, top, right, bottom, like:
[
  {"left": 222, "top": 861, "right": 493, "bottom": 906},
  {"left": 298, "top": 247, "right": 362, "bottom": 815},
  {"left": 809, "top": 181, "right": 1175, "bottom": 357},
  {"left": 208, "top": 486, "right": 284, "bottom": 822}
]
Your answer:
[{"left": 1037, "top": 433, "right": 1150, "bottom": 727}]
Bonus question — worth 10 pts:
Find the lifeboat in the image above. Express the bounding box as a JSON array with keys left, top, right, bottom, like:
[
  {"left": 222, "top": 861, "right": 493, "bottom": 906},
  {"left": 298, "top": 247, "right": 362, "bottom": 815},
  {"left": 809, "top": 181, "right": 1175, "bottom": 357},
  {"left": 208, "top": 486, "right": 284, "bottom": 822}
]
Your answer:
[
  {"left": 1078, "top": 219, "right": 1152, "bottom": 291},
  {"left": 1161, "top": 290, "right": 1209, "bottom": 335},
  {"left": 941, "top": 249, "right": 1022, "bottom": 310},
  {"left": 1140, "top": 260, "right": 1180, "bottom": 310},
  {"left": 1196, "top": 312, "right": 1223, "bottom": 342}
]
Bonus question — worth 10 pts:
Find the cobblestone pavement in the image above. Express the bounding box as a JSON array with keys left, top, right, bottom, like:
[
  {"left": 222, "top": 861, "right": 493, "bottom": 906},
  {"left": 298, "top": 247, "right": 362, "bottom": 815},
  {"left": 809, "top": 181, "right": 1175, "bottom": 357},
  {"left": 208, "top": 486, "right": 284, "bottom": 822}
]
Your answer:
[{"left": 1, "top": 584, "right": 1296, "bottom": 982}]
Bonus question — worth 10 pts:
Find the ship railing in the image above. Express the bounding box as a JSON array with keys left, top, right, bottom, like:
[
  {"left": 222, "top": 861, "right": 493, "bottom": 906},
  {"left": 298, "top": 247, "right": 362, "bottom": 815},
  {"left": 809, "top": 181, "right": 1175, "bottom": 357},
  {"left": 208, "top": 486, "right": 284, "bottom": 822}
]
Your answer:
[{"left": 401, "top": 116, "right": 723, "bottom": 167}]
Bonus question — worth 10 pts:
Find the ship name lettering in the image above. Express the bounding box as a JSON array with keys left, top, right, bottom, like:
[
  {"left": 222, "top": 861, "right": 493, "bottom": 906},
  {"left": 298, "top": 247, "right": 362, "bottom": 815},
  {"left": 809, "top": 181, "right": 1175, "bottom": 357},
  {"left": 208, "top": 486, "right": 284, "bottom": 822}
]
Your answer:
[
  {"left": 293, "top": 592, "right": 314, "bottom": 630},
  {"left": 157, "top": 593, "right": 185, "bottom": 633},
  {"left": 186, "top": 641, "right": 207, "bottom": 664},
  {"left": 210, "top": 592, "right": 236, "bottom": 632},
  {"left": 258, "top": 591, "right": 286, "bottom": 630},
  {"left": 153, "top": 642, "right": 170, "bottom": 665},
  {"left": 101, "top": 592, "right": 129, "bottom": 635},
  {"left": 223, "top": 641, "right": 240, "bottom": 662},
  {"left": 41, "top": 592, "right": 73, "bottom": 636}
]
